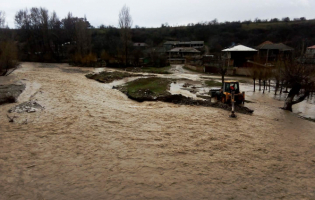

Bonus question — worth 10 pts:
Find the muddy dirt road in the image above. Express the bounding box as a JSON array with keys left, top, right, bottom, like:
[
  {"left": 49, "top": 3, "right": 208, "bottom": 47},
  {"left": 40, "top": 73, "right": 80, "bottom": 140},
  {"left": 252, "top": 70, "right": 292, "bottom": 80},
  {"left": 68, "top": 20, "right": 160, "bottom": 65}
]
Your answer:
[{"left": 1, "top": 63, "right": 315, "bottom": 200}]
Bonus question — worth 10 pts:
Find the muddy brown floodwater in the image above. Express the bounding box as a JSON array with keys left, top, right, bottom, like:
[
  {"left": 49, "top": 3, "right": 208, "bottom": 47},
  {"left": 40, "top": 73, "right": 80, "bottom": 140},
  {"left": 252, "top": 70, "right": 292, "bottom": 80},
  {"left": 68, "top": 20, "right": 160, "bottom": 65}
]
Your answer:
[{"left": 1, "top": 63, "right": 315, "bottom": 200}]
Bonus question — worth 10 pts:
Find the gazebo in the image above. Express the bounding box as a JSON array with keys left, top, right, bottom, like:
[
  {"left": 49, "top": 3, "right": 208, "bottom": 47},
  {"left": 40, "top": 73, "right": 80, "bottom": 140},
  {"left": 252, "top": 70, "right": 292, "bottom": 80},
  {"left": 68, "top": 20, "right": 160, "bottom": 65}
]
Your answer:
[{"left": 222, "top": 45, "right": 258, "bottom": 67}]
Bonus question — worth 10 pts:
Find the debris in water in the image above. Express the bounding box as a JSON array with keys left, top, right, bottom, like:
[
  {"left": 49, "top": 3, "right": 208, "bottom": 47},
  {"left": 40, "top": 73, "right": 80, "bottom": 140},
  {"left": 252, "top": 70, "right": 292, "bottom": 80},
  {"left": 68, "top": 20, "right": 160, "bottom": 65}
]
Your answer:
[
  {"left": 183, "top": 82, "right": 191, "bottom": 88},
  {"left": 8, "top": 101, "right": 44, "bottom": 113},
  {"left": 6, "top": 114, "right": 17, "bottom": 122}
]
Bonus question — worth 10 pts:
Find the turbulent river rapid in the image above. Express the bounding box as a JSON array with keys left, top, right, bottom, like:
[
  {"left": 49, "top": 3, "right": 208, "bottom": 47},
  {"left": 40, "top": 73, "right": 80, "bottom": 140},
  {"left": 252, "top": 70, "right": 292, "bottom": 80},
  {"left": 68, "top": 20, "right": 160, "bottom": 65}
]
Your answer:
[{"left": 0, "top": 63, "right": 314, "bottom": 200}]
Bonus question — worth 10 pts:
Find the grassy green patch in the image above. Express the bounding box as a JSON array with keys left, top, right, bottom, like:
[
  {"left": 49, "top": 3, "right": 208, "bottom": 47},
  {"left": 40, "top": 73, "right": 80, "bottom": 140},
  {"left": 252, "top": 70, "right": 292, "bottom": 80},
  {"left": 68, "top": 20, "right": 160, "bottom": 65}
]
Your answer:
[
  {"left": 118, "top": 77, "right": 171, "bottom": 100},
  {"left": 141, "top": 66, "right": 171, "bottom": 74},
  {"left": 205, "top": 80, "right": 222, "bottom": 87},
  {"left": 85, "top": 71, "right": 140, "bottom": 83},
  {"left": 125, "top": 66, "right": 171, "bottom": 74},
  {"left": 126, "top": 77, "right": 170, "bottom": 96}
]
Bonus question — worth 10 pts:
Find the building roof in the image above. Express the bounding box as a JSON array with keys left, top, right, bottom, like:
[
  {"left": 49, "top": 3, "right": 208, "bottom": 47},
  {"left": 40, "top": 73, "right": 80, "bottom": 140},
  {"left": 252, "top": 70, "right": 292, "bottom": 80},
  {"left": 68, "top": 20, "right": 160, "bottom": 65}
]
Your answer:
[
  {"left": 164, "top": 41, "right": 204, "bottom": 45},
  {"left": 133, "top": 43, "right": 148, "bottom": 47},
  {"left": 256, "top": 42, "right": 294, "bottom": 51},
  {"left": 143, "top": 47, "right": 167, "bottom": 54},
  {"left": 164, "top": 41, "right": 180, "bottom": 45},
  {"left": 256, "top": 41, "right": 273, "bottom": 49},
  {"left": 179, "top": 41, "right": 204, "bottom": 45},
  {"left": 168, "top": 47, "right": 200, "bottom": 53},
  {"left": 307, "top": 45, "right": 315, "bottom": 49},
  {"left": 222, "top": 45, "right": 257, "bottom": 52}
]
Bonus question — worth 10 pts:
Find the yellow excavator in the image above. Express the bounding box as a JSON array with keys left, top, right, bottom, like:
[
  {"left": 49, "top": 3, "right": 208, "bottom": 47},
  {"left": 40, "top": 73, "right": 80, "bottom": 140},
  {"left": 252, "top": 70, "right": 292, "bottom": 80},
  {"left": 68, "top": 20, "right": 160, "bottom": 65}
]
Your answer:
[{"left": 210, "top": 80, "right": 245, "bottom": 104}]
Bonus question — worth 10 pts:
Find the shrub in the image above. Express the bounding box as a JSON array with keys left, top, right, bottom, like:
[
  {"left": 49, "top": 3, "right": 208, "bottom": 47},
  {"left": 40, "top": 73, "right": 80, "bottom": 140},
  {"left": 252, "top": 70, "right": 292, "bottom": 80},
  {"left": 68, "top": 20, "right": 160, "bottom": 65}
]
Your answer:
[{"left": 71, "top": 52, "right": 97, "bottom": 67}]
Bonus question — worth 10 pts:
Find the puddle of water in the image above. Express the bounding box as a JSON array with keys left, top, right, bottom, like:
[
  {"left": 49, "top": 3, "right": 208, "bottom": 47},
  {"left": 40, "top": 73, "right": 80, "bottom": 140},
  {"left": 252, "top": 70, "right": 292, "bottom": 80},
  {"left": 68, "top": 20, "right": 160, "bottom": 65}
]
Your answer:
[
  {"left": 93, "top": 68, "right": 107, "bottom": 73},
  {"left": 169, "top": 79, "right": 213, "bottom": 101},
  {"left": 170, "top": 82, "right": 200, "bottom": 99},
  {"left": 240, "top": 82, "right": 315, "bottom": 119}
]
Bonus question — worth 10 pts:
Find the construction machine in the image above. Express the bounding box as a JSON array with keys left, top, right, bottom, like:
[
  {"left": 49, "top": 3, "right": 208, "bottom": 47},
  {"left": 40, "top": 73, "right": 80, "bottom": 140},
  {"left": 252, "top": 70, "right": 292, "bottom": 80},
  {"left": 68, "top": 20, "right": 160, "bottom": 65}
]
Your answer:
[{"left": 210, "top": 81, "right": 245, "bottom": 104}]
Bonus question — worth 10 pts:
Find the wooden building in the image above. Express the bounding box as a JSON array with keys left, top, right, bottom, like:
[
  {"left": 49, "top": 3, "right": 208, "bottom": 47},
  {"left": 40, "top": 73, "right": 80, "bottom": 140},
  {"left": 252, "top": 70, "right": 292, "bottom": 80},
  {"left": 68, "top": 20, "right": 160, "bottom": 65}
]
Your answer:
[
  {"left": 164, "top": 41, "right": 204, "bottom": 50},
  {"left": 256, "top": 41, "right": 294, "bottom": 62}
]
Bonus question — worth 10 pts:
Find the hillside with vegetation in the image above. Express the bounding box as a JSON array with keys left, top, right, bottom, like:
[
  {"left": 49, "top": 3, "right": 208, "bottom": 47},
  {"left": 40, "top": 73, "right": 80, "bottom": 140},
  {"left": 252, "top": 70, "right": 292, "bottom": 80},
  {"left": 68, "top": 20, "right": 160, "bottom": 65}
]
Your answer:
[
  {"left": 129, "top": 18, "right": 315, "bottom": 54},
  {"left": 1, "top": 7, "right": 315, "bottom": 65}
]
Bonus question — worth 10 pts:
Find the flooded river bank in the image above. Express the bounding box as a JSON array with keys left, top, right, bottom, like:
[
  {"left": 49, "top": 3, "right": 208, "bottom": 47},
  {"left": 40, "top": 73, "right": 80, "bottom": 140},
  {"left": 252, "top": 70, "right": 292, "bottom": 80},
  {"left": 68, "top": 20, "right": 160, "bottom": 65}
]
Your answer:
[{"left": 0, "top": 63, "right": 315, "bottom": 200}]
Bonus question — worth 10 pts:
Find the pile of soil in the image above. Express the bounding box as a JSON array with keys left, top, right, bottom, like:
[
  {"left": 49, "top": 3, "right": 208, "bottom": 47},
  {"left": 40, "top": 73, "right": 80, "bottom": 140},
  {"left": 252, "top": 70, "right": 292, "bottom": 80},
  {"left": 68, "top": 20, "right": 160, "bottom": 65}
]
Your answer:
[
  {"left": 0, "top": 82, "right": 26, "bottom": 105},
  {"left": 166, "top": 95, "right": 254, "bottom": 114},
  {"left": 8, "top": 101, "right": 44, "bottom": 113},
  {"left": 61, "top": 68, "right": 90, "bottom": 74},
  {"left": 85, "top": 71, "right": 143, "bottom": 83},
  {"left": 117, "top": 85, "right": 254, "bottom": 114}
]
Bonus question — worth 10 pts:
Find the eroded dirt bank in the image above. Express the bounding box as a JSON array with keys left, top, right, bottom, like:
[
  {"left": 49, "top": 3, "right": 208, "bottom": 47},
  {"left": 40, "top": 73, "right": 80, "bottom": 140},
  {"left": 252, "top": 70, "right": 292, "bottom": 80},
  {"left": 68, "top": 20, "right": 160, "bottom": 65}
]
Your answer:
[
  {"left": 0, "top": 63, "right": 315, "bottom": 200},
  {"left": 0, "top": 82, "right": 25, "bottom": 105}
]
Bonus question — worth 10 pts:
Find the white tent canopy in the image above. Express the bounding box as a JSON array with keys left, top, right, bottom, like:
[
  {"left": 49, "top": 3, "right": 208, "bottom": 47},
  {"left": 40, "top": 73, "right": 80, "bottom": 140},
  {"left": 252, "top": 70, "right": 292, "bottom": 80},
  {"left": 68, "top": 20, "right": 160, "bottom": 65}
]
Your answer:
[{"left": 222, "top": 45, "right": 257, "bottom": 52}]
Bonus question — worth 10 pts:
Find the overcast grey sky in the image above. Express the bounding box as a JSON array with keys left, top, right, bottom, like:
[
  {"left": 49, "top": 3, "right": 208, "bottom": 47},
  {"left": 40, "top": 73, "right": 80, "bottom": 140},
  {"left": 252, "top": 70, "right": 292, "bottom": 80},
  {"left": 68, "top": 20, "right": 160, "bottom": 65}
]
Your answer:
[{"left": 1, "top": 0, "right": 314, "bottom": 28}]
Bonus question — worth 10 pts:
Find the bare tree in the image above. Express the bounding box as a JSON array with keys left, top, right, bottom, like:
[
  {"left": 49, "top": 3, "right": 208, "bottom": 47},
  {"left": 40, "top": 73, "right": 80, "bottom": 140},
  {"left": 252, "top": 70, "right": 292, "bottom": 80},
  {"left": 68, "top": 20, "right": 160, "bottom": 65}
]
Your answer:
[
  {"left": 75, "top": 18, "right": 91, "bottom": 55},
  {"left": 15, "top": 9, "right": 30, "bottom": 29},
  {"left": 118, "top": 5, "right": 132, "bottom": 66},
  {"left": 0, "top": 11, "right": 5, "bottom": 28},
  {"left": 49, "top": 11, "right": 59, "bottom": 29},
  {"left": 272, "top": 59, "right": 285, "bottom": 95},
  {"left": 246, "top": 66, "right": 258, "bottom": 92},
  {"left": 281, "top": 61, "right": 315, "bottom": 111},
  {"left": 217, "top": 56, "right": 228, "bottom": 87}
]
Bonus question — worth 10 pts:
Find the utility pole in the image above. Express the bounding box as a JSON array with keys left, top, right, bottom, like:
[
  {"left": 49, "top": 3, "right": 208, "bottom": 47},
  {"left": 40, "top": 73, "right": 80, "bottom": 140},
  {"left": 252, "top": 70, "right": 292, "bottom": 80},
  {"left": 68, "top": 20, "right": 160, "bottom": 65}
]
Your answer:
[
  {"left": 266, "top": 49, "right": 269, "bottom": 64},
  {"left": 230, "top": 91, "right": 237, "bottom": 118}
]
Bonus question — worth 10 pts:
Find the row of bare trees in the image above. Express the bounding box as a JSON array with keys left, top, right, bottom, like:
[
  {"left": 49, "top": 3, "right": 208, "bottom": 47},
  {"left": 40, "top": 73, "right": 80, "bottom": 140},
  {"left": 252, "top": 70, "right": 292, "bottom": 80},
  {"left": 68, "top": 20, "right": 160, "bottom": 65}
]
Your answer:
[
  {"left": 247, "top": 59, "right": 315, "bottom": 111},
  {"left": 14, "top": 8, "right": 93, "bottom": 65},
  {"left": 215, "top": 54, "right": 315, "bottom": 112},
  {"left": 0, "top": 5, "right": 135, "bottom": 72}
]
